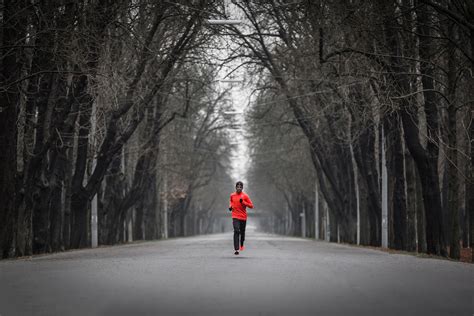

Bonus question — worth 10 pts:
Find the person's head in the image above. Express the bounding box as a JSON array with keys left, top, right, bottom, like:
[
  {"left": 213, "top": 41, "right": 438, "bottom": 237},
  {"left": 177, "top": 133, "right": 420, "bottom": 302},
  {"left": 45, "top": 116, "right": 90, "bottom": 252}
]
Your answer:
[{"left": 235, "top": 181, "right": 243, "bottom": 193}]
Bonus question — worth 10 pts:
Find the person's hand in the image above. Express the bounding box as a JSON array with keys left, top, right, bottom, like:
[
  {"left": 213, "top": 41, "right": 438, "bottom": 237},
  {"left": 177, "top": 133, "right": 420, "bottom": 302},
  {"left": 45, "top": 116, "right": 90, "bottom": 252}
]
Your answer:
[
  {"left": 228, "top": 207, "right": 232, "bottom": 212},
  {"left": 239, "top": 198, "right": 243, "bottom": 203}
]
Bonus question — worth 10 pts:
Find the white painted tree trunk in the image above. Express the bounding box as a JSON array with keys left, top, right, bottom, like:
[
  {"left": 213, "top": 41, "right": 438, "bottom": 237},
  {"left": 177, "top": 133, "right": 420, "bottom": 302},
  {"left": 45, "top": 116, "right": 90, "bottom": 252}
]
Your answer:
[
  {"left": 90, "top": 101, "right": 98, "bottom": 248},
  {"left": 286, "top": 204, "right": 291, "bottom": 235},
  {"left": 300, "top": 206, "right": 306, "bottom": 238},
  {"left": 382, "top": 127, "right": 388, "bottom": 248},
  {"left": 163, "top": 171, "right": 168, "bottom": 239},
  {"left": 315, "top": 180, "right": 319, "bottom": 240},
  {"left": 325, "top": 202, "right": 330, "bottom": 242},
  {"left": 127, "top": 217, "right": 133, "bottom": 242}
]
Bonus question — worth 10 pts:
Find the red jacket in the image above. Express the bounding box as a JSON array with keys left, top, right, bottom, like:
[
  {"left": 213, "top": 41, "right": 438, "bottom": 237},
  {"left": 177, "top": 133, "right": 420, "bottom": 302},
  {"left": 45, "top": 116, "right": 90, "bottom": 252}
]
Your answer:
[{"left": 229, "top": 191, "right": 254, "bottom": 220}]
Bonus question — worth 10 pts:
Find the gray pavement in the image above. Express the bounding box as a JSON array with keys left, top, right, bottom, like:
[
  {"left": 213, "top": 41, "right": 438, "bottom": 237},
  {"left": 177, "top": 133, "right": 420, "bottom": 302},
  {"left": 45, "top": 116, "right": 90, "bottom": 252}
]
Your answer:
[{"left": 0, "top": 229, "right": 473, "bottom": 315}]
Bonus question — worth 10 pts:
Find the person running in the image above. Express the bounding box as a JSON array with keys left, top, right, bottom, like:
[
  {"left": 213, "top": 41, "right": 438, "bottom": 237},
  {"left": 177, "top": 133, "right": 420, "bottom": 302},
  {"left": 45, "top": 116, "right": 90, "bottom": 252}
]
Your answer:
[{"left": 228, "top": 181, "right": 254, "bottom": 255}]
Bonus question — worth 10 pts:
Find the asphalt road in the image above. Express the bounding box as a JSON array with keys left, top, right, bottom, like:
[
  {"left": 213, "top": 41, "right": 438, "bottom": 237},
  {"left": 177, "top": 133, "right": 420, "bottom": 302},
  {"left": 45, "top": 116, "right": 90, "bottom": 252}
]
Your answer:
[{"left": 1, "top": 229, "right": 473, "bottom": 316}]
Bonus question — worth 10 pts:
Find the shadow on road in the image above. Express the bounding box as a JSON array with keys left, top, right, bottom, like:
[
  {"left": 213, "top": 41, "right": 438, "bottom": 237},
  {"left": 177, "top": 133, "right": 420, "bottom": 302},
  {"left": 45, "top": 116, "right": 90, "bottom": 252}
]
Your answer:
[{"left": 219, "top": 256, "right": 252, "bottom": 259}]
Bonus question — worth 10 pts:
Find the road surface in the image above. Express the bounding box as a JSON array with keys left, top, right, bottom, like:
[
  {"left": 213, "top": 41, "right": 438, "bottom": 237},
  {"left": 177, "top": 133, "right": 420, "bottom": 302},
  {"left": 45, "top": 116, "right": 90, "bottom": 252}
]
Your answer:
[{"left": 1, "top": 229, "right": 473, "bottom": 315}]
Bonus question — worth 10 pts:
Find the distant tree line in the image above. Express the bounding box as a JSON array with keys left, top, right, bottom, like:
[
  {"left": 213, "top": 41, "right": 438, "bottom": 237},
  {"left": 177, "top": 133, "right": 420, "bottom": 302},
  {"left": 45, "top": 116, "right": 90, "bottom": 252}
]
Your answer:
[{"left": 223, "top": 0, "right": 473, "bottom": 259}]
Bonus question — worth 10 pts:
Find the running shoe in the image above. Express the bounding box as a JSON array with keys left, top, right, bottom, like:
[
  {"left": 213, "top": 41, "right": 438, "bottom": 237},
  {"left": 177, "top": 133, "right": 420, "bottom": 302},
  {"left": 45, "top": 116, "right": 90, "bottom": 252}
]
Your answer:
[
  {"left": 240, "top": 245, "right": 245, "bottom": 251},
  {"left": 234, "top": 250, "right": 239, "bottom": 255}
]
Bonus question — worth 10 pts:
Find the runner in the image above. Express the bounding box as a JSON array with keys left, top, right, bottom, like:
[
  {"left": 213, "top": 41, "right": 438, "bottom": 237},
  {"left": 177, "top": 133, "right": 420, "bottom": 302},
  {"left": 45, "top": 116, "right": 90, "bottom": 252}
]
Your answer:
[{"left": 228, "top": 181, "right": 254, "bottom": 255}]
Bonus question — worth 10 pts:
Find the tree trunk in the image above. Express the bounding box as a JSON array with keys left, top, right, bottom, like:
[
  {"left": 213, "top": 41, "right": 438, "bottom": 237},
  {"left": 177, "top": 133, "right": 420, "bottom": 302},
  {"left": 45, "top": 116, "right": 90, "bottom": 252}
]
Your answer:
[
  {"left": 49, "top": 170, "right": 65, "bottom": 252},
  {"left": 405, "top": 144, "right": 418, "bottom": 252},
  {"left": 130, "top": 153, "right": 156, "bottom": 241},
  {"left": 469, "top": 114, "right": 474, "bottom": 261},
  {"left": 0, "top": 0, "right": 26, "bottom": 258},
  {"left": 144, "top": 174, "right": 159, "bottom": 240},
  {"left": 415, "top": 165, "right": 427, "bottom": 253},
  {"left": 382, "top": 1, "right": 446, "bottom": 255},
  {"left": 446, "top": 20, "right": 460, "bottom": 259},
  {"left": 70, "top": 90, "right": 93, "bottom": 249},
  {"left": 467, "top": 21, "right": 474, "bottom": 263},
  {"left": 67, "top": 0, "right": 120, "bottom": 249},
  {"left": 133, "top": 203, "right": 145, "bottom": 241},
  {"left": 412, "top": 3, "right": 446, "bottom": 255},
  {"left": 403, "top": 120, "right": 446, "bottom": 255},
  {"left": 352, "top": 124, "right": 381, "bottom": 246},
  {"left": 63, "top": 148, "right": 74, "bottom": 249},
  {"left": 70, "top": 188, "right": 90, "bottom": 249},
  {"left": 386, "top": 117, "right": 408, "bottom": 250},
  {"left": 101, "top": 155, "right": 125, "bottom": 245},
  {"left": 347, "top": 87, "right": 381, "bottom": 246},
  {"left": 21, "top": 2, "right": 78, "bottom": 256},
  {"left": 447, "top": 110, "right": 460, "bottom": 258},
  {"left": 468, "top": 68, "right": 474, "bottom": 261}
]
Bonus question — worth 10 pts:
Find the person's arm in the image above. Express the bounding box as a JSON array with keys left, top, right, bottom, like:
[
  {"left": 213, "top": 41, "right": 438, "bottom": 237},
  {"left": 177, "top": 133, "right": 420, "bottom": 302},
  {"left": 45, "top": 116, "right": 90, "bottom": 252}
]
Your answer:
[
  {"left": 242, "top": 194, "right": 254, "bottom": 209},
  {"left": 229, "top": 195, "right": 233, "bottom": 211}
]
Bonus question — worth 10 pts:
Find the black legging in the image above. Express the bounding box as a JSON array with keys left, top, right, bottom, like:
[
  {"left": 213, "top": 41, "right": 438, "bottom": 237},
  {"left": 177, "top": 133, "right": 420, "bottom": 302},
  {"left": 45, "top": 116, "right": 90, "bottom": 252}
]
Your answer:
[{"left": 233, "top": 218, "right": 246, "bottom": 251}]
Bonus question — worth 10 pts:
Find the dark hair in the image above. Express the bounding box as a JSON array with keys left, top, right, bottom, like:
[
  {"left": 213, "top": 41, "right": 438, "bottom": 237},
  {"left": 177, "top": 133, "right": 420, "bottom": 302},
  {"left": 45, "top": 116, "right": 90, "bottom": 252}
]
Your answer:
[{"left": 235, "top": 181, "right": 243, "bottom": 187}]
